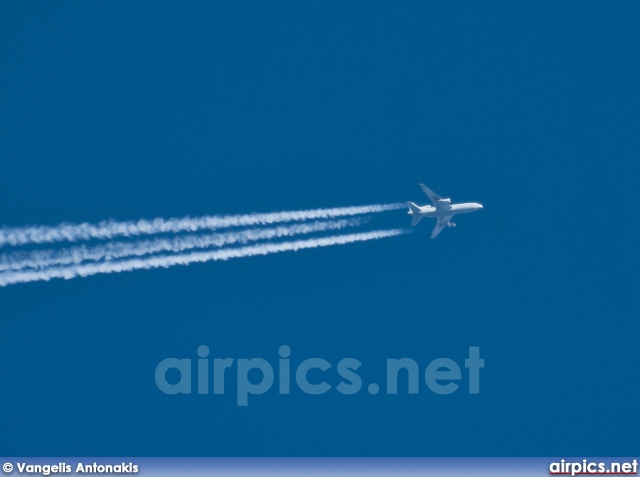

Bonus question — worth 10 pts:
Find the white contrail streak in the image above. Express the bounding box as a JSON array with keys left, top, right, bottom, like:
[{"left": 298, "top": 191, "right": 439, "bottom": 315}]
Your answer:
[
  {"left": 0, "top": 229, "right": 410, "bottom": 286},
  {"left": 0, "top": 203, "right": 405, "bottom": 248},
  {"left": 0, "top": 218, "right": 365, "bottom": 272}
]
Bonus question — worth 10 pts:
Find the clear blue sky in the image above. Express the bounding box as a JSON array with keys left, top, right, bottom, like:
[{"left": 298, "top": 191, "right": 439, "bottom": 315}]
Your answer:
[{"left": 1, "top": 1, "right": 638, "bottom": 456}]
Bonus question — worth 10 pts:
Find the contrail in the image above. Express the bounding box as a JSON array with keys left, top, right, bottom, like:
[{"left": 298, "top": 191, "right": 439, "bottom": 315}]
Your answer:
[
  {"left": 0, "top": 218, "right": 365, "bottom": 272},
  {"left": 0, "top": 229, "right": 410, "bottom": 286},
  {"left": 0, "top": 203, "right": 405, "bottom": 248}
]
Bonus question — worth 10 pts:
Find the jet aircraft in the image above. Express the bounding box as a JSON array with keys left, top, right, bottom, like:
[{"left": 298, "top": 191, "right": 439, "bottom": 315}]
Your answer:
[{"left": 407, "top": 184, "right": 483, "bottom": 239}]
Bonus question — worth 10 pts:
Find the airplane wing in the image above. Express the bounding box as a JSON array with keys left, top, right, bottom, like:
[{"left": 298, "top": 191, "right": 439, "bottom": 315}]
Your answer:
[
  {"left": 419, "top": 184, "right": 451, "bottom": 210},
  {"left": 431, "top": 215, "right": 453, "bottom": 239}
]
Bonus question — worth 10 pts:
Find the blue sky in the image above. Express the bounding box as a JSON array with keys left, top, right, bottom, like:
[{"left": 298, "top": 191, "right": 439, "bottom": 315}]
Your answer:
[{"left": 1, "top": 1, "right": 639, "bottom": 456}]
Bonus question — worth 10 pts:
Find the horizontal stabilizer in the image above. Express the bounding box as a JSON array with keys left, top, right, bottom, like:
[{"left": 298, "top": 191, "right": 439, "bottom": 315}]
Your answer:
[{"left": 407, "top": 202, "right": 422, "bottom": 226}]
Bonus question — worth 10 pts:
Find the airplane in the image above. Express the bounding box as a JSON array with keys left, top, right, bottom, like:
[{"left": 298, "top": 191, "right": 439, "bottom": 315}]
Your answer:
[{"left": 407, "top": 183, "right": 483, "bottom": 239}]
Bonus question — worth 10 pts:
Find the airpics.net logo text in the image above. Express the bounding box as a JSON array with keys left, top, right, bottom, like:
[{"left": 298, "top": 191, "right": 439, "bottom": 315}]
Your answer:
[{"left": 154, "top": 346, "right": 484, "bottom": 406}]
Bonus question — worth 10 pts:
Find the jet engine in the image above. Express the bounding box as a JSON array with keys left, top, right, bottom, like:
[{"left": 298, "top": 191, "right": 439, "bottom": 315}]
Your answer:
[{"left": 447, "top": 222, "right": 456, "bottom": 228}]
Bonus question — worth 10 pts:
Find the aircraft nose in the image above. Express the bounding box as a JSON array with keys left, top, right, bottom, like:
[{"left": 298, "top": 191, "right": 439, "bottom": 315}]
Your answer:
[{"left": 477, "top": 204, "right": 483, "bottom": 210}]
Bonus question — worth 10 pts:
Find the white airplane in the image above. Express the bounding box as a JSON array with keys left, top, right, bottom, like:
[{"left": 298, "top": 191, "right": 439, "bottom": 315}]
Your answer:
[{"left": 407, "top": 184, "right": 483, "bottom": 239}]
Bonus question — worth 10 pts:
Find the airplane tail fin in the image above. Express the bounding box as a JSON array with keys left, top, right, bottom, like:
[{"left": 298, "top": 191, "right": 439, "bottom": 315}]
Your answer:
[
  {"left": 407, "top": 202, "right": 422, "bottom": 226},
  {"left": 407, "top": 201, "right": 421, "bottom": 213}
]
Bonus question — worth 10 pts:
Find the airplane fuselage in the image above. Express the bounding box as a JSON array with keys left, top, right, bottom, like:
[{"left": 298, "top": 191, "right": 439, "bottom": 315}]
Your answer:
[{"left": 408, "top": 202, "right": 483, "bottom": 218}]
